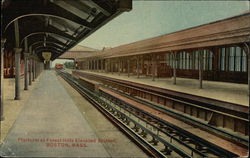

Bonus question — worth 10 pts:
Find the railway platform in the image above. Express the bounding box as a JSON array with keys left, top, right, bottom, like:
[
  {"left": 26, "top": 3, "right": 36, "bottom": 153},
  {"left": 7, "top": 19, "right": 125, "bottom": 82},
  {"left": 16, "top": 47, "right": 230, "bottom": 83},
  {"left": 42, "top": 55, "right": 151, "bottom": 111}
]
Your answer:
[
  {"left": 0, "top": 70, "right": 146, "bottom": 157},
  {"left": 74, "top": 70, "right": 248, "bottom": 106}
]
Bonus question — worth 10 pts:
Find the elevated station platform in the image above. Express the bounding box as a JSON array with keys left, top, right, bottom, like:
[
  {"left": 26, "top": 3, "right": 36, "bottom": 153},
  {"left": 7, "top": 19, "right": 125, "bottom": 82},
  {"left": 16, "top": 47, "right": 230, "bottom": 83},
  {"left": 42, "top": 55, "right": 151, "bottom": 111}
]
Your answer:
[
  {"left": 73, "top": 70, "right": 248, "bottom": 106},
  {"left": 0, "top": 71, "right": 146, "bottom": 157}
]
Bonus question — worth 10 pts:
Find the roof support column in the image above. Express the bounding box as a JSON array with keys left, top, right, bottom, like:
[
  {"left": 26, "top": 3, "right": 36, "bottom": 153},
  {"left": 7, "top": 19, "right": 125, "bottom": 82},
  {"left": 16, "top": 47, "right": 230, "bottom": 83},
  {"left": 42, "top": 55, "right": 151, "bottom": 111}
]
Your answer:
[
  {"left": 88, "top": 60, "right": 91, "bottom": 70},
  {"left": 91, "top": 60, "right": 93, "bottom": 71},
  {"left": 152, "top": 54, "right": 156, "bottom": 81},
  {"left": 96, "top": 60, "right": 98, "bottom": 71},
  {"left": 14, "top": 48, "right": 22, "bottom": 100},
  {"left": 199, "top": 50, "right": 203, "bottom": 89},
  {"left": 243, "top": 43, "right": 250, "bottom": 100},
  {"left": 24, "top": 38, "right": 28, "bottom": 90},
  {"left": 29, "top": 58, "right": 32, "bottom": 85},
  {"left": 1, "top": 39, "right": 6, "bottom": 121},
  {"left": 14, "top": 20, "right": 21, "bottom": 100},
  {"left": 32, "top": 58, "right": 35, "bottom": 81},
  {"left": 121, "top": 59, "right": 124, "bottom": 73},
  {"left": 24, "top": 54, "right": 29, "bottom": 90},
  {"left": 118, "top": 58, "right": 121, "bottom": 76},
  {"left": 111, "top": 60, "right": 113, "bottom": 74},
  {"left": 105, "top": 60, "right": 107, "bottom": 73},
  {"left": 100, "top": 60, "right": 102, "bottom": 72},
  {"left": 35, "top": 60, "right": 38, "bottom": 79},
  {"left": 127, "top": 58, "right": 130, "bottom": 77},
  {"left": 172, "top": 52, "right": 177, "bottom": 85},
  {"left": 137, "top": 56, "right": 140, "bottom": 78}
]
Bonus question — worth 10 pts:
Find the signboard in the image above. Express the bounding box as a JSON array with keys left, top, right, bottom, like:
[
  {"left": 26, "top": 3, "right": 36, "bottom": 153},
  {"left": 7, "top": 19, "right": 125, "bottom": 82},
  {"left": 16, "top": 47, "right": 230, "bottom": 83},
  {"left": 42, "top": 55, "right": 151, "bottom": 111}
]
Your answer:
[{"left": 42, "top": 52, "right": 51, "bottom": 61}]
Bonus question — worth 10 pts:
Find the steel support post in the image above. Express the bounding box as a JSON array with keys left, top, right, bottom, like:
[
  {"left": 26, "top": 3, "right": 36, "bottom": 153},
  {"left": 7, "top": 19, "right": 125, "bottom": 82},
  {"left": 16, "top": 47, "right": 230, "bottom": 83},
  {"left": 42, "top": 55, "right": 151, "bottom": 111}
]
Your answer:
[
  {"left": 32, "top": 59, "right": 35, "bottom": 81},
  {"left": 29, "top": 58, "right": 32, "bottom": 85},
  {"left": 111, "top": 60, "right": 113, "bottom": 74},
  {"left": 121, "top": 60, "right": 123, "bottom": 73},
  {"left": 137, "top": 56, "right": 139, "bottom": 78},
  {"left": 127, "top": 59, "right": 130, "bottom": 77},
  {"left": 100, "top": 60, "right": 102, "bottom": 72},
  {"left": 243, "top": 43, "right": 250, "bottom": 99},
  {"left": 152, "top": 55, "right": 155, "bottom": 81},
  {"left": 173, "top": 52, "right": 177, "bottom": 85},
  {"left": 24, "top": 54, "right": 28, "bottom": 90},
  {"left": 14, "top": 48, "right": 22, "bottom": 100},
  {"left": 118, "top": 59, "right": 121, "bottom": 76},
  {"left": 1, "top": 39, "right": 6, "bottom": 121},
  {"left": 248, "top": 51, "right": 250, "bottom": 98},
  {"left": 96, "top": 60, "right": 98, "bottom": 71},
  {"left": 24, "top": 38, "right": 28, "bottom": 90},
  {"left": 199, "top": 50, "right": 203, "bottom": 89}
]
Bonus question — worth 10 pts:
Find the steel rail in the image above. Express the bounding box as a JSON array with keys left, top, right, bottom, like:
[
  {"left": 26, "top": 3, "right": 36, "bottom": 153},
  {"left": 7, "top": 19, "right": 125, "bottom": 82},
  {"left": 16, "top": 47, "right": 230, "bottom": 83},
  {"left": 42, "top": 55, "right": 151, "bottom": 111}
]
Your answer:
[
  {"left": 100, "top": 89, "right": 239, "bottom": 158},
  {"left": 103, "top": 85, "right": 249, "bottom": 146},
  {"left": 72, "top": 71, "right": 248, "bottom": 144},
  {"left": 58, "top": 70, "right": 240, "bottom": 158},
  {"left": 56, "top": 70, "right": 167, "bottom": 157}
]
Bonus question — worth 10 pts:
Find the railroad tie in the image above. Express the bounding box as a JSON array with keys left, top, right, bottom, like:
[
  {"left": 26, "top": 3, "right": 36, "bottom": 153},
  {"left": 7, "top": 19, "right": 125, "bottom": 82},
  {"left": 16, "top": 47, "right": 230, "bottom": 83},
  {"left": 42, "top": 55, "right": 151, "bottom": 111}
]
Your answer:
[
  {"left": 139, "top": 130, "right": 147, "bottom": 138},
  {"left": 149, "top": 137, "right": 159, "bottom": 146},
  {"left": 195, "top": 144, "right": 208, "bottom": 153},
  {"left": 160, "top": 146, "right": 172, "bottom": 155},
  {"left": 132, "top": 125, "right": 140, "bottom": 132}
]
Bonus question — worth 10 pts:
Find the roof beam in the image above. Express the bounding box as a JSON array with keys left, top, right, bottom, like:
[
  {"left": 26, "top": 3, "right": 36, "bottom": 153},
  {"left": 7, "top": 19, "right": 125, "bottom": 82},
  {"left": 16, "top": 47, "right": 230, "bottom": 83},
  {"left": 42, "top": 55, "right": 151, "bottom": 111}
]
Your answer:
[
  {"left": 51, "top": 0, "right": 95, "bottom": 21},
  {"left": 84, "top": 0, "right": 111, "bottom": 16},
  {"left": 33, "top": 45, "right": 63, "bottom": 52},
  {"left": 31, "top": 41, "right": 64, "bottom": 50},
  {"left": 35, "top": 47, "right": 61, "bottom": 54},
  {"left": 4, "top": 4, "right": 93, "bottom": 33}
]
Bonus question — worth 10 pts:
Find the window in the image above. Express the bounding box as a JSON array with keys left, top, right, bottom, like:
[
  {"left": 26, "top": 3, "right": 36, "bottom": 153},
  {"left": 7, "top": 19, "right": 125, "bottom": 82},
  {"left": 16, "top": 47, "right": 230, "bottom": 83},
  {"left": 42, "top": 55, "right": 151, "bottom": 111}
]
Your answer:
[
  {"left": 229, "top": 47, "right": 235, "bottom": 71},
  {"left": 208, "top": 51, "right": 213, "bottom": 70},
  {"left": 220, "top": 48, "right": 225, "bottom": 71},
  {"left": 235, "top": 47, "right": 241, "bottom": 71},
  {"left": 220, "top": 46, "right": 246, "bottom": 72},
  {"left": 242, "top": 50, "right": 247, "bottom": 72}
]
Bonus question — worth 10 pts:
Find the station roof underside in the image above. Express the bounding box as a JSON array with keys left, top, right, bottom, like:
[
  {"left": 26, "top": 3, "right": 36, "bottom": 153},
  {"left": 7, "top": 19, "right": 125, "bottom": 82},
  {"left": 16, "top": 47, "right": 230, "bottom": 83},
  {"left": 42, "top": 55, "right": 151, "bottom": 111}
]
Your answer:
[
  {"left": 2, "top": 0, "right": 132, "bottom": 61},
  {"left": 77, "top": 12, "right": 250, "bottom": 61}
]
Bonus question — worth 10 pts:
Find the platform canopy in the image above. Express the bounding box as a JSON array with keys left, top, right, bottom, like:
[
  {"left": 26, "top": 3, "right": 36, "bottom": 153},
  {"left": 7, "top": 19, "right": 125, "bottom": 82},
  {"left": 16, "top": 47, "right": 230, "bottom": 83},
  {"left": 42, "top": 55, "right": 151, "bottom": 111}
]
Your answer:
[{"left": 1, "top": 0, "right": 132, "bottom": 61}]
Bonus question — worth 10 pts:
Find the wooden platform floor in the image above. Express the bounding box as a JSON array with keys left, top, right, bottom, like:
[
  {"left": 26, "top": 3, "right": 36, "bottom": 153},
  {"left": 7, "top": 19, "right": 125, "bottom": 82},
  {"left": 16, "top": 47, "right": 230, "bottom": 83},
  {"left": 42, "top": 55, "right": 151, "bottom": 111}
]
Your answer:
[
  {"left": 0, "top": 70, "right": 146, "bottom": 157},
  {"left": 77, "top": 70, "right": 248, "bottom": 106}
]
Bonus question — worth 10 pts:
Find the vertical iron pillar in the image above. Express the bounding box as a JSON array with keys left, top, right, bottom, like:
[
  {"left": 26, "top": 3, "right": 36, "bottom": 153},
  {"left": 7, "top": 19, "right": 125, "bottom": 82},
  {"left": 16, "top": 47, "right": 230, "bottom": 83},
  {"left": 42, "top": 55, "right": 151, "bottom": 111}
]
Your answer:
[
  {"left": 32, "top": 59, "right": 35, "bottom": 81},
  {"left": 152, "top": 55, "right": 155, "bottom": 81},
  {"left": 96, "top": 60, "right": 100, "bottom": 72},
  {"left": 248, "top": 49, "right": 250, "bottom": 98},
  {"left": 243, "top": 43, "right": 250, "bottom": 99},
  {"left": 24, "top": 54, "right": 28, "bottom": 90},
  {"left": 14, "top": 48, "right": 22, "bottom": 100},
  {"left": 1, "top": 39, "right": 6, "bottom": 121},
  {"left": 29, "top": 58, "right": 32, "bottom": 85},
  {"left": 127, "top": 59, "right": 130, "bottom": 77},
  {"left": 199, "top": 50, "right": 203, "bottom": 89},
  {"left": 118, "top": 58, "right": 121, "bottom": 76},
  {"left": 137, "top": 56, "right": 139, "bottom": 78},
  {"left": 173, "top": 52, "right": 177, "bottom": 85},
  {"left": 24, "top": 38, "right": 28, "bottom": 90},
  {"left": 100, "top": 60, "right": 103, "bottom": 72}
]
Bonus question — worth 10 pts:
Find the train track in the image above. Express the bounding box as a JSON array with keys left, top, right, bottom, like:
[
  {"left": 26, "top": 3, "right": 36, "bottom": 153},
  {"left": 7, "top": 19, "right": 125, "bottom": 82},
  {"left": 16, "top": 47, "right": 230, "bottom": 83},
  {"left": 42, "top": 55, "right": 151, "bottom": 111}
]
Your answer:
[
  {"left": 57, "top": 70, "right": 241, "bottom": 157},
  {"left": 72, "top": 70, "right": 249, "bottom": 146}
]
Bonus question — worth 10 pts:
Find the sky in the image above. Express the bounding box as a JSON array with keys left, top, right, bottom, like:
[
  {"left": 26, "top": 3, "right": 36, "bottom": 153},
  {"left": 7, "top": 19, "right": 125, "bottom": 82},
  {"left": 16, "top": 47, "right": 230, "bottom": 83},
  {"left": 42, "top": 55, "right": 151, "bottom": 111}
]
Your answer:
[{"left": 78, "top": 0, "right": 249, "bottom": 50}]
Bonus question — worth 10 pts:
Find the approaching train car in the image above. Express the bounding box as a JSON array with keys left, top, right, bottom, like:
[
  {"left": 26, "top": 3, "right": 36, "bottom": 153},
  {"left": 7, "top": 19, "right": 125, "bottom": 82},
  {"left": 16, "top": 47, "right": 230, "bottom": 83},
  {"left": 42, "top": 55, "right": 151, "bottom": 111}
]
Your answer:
[{"left": 55, "top": 63, "right": 64, "bottom": 69}]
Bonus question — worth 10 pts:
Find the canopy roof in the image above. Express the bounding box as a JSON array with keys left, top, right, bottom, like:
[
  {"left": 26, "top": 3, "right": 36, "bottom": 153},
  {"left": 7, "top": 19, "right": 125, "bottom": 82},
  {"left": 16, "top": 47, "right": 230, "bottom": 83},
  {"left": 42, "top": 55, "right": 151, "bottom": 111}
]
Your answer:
[
  {"left": 2, "top": 0, "right": 132, "bottom": 60},
  {"left": 77, "top": 11, "right": 250, "bottom": 61}
]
